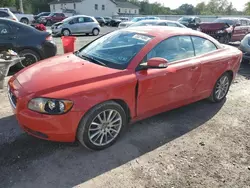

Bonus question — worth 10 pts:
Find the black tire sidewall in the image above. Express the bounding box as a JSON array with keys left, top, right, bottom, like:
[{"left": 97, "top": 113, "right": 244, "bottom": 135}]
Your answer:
[
  {"left": 92, "top": 29, "right": 99, "bottom": 36},
  {"left": 17, "top": 49, "right": 40, "bottom": 69},
  {"left": 62, "top": 29, "right": 71, "bottom": 36},
  {"left": 77, "top": 101, "right": 127, "bottom": 150},
  {"left": 211, "top": 73, "right": 231, "bottom": 103}
]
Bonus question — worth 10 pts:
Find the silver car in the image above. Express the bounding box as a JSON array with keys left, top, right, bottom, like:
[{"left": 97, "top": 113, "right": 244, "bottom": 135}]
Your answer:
[
  {"left": 51, "top": 15, "right": 101, "bottom": 36},
  {"left": 240, "top": 34, "right": 250, "bottom": 62},
  {"left": 128, "top": 20, "right": 187, "bottom": 28}
]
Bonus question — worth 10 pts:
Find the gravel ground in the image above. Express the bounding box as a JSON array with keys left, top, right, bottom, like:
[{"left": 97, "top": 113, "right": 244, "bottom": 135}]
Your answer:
[{"left": 0, "top": 27, "right": 250, "bottom": 188}]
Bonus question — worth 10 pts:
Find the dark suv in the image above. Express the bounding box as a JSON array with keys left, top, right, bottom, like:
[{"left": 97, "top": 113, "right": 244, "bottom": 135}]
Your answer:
[
  {"left": 94, "top": 17, "right": 106, "bottom": 26},
  {"left": 200, "top": 17, "right": 250, "bottom": 44},
  {"left": 178, "top": 16, "right": 201, "bottom": 30}
]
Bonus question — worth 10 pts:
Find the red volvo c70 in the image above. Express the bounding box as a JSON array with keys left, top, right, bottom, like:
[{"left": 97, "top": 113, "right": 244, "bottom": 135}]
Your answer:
[{"left": 8, "top": 26, "right": 242, "bottom": 150}]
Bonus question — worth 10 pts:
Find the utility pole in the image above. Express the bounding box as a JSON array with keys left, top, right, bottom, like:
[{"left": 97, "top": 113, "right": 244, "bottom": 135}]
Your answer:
[{"left": 19, "top": 0, "right": 24, "bottom": 13}]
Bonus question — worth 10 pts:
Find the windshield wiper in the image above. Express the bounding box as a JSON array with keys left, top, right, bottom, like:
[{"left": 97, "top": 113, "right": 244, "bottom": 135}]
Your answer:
[{"left": 76, "top": 52, "right": 107, "bottom": 67}]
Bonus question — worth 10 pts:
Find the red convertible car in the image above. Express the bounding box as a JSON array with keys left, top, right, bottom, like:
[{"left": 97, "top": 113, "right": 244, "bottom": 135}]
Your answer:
[{"left": 8, "top": 26, "right": 242, "bottom": 150}]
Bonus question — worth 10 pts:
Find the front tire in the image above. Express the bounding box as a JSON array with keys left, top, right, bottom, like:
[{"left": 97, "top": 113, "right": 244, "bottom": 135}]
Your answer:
[
  {"left": 77, "top": 101, "right": 127, "bottom": 150},
  {"left": 208, "top": 72, "right": 232, "bottom": 103},
  {"left": 62, "top": 29, "right": 71, "bottom": 36}
]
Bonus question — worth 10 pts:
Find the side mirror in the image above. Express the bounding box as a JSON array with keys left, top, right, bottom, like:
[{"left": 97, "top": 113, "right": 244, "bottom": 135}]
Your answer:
[{"left": 147, "top": 57, "right": 168, "bottom": 68}]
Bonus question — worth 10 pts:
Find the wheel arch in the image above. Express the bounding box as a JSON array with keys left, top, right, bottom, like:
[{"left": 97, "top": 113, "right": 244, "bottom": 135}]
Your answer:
[{"left": 18, "top": 47, "right": 42, "bottom": 59}]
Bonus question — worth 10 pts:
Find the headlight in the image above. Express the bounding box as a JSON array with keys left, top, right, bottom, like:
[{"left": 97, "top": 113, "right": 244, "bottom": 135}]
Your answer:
[
  {"left": 57, "top": 24, "right": 62, "bottom": 29},
  {"left": 28, "top": 98, "right": 73, "bottom": 115},
  {"left": 216, "top": 30, "right": 225, "bottom": 34}
]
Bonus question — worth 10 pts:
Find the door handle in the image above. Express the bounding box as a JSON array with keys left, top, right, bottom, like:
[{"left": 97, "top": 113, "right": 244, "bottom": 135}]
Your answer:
[{"left": 190, "top": 66, "right": 199, "bottom": 71}]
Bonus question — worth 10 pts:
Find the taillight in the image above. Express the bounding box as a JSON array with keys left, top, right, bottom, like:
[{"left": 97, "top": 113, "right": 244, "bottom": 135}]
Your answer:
[
  {"left": 12, "top": 18, "right": 17, "bottom": 21},
  {"left": 46, "top": 35, "right": 53, "bottom": 41}
]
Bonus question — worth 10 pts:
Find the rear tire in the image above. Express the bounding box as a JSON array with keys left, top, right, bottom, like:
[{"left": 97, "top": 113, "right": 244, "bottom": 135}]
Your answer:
[
  {"left": 92, "top": 28, "right": 100, "bottom": 36},
  {"left": 208, "top": 72, "right": 232, "bottom": 103},
  {"left": 77, "top": 101, "right": 127, "bottom": 150},
  {"left": 20, "top": 18, "right": 29, "bottom": 24},
  {"left": 17, "top": 49, "right": 40, "bottom": 69}
]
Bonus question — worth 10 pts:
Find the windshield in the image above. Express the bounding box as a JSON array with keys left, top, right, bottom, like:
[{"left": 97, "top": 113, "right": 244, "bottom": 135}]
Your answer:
[
  {"left": 131, "top": 17, "right": 144, "bottom": 22},
  {"left": 213, "top": 18, "right": 236, "bottom": 25},
  {"left": 130, "top": 21, "right": 157, "bottom": 27},
  {"left": 78, "top": 30, "right": 153, "bottom": 69},
  {"left": 179, "top": 17, "right": 193, "bottom": 22},
  {"left": 62, "top": 16, "right": 74, "bottom": 23}
]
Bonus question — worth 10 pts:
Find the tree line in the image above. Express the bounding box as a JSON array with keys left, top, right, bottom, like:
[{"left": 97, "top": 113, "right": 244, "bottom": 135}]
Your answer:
[{"left": 0, "top": 0, "right": 250, "bottom": 15}]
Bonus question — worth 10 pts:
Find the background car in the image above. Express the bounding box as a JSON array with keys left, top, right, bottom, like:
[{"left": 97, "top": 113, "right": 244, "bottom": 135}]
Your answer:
[
  {"left": 178, "top": 16, "right": 201, "bottom": 30},
  {"left": 0, "top": 8, "right": 18, "bottom": 21},
  {"left": 0, "top": 18, "right": 57, "bottom": 69},
  {"left": 129, "top": 20, "right": 187, "bottom": 28},
  {"left": 110, "top": 18, "right": 122, "bottom": 27},
  {"left": 32, "top": 12, "right": 51, "bottom": 25},
  {"left": 94, "top": 17, "right": 106, "bottom": 27},
  {"left": 39, "top": 12, "right": 67, "bottom": 26},
  {"left": 8, "top": 26, "right": 242, "bottom": 150},
  {"left": 118, "top": 16, "right": 160, "bottom": 28},
  {"left": 51, "top": 15, "right": 101, "bottom": 36},
  {"left": 104, "top": 17, "right": 112, "bottom": 25},
  {"left": 200, "top": 17, "right": 250, "bottom": 44},
  {"left": 12, "top": 11, "right": 34, "bottom": 24},
  {"left": 239, "top": 33, "right": 250, "bottom": 62}
]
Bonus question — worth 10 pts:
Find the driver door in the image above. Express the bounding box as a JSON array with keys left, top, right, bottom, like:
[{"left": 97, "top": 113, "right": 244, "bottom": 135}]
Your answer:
[{"left": 136, "top": 36, "right": 201, "bottom": 116}]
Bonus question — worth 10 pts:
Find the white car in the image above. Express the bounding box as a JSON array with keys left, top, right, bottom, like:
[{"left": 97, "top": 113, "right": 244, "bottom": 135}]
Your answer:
[
  {"left": 0, "top": 8, "right": 18, "bottom": 21},
  {"left": 12, "top": 10, "right": 34, "bottom": 24},
  {"left": 118, "top": 16, "right": 160, "bottom": 29}
]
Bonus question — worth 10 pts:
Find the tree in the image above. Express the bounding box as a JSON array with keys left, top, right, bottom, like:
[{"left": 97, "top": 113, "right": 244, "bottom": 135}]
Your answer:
[
  {"left": 177, "top": 3, "right": 195, "bottom": 15},
  {"left": 244, "top": 2, "right": 250, "bottom": 15},
  {"left": 195, "top": 2, "right": 206, "bottom": 15},
  {"left": 0, "top": 0, "right": 15, "bottom": 7}
]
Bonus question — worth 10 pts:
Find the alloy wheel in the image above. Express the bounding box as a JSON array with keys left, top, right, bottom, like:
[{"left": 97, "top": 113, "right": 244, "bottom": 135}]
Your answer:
[
  {"left": 63, "top": 30, "right": 70, "bottom": 36},
  {"left": 20, "top": 53, "right": 38, "bottom": 67},
  {"left": 88, "top": 109, "right": 122, "bottom": 146},
  {"left": 215, "top": 75, "right": 230, "bottom": 100}
]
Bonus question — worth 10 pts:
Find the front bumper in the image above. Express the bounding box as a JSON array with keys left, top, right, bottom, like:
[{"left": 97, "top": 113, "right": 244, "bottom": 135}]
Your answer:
[{"left": 7, "top": 80, "right": 83, "bottom": 142}]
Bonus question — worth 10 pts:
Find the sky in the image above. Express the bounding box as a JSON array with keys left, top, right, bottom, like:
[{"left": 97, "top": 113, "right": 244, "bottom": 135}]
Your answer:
[{"left": 148, "top": 0, "right": 248, "bottom": 11}]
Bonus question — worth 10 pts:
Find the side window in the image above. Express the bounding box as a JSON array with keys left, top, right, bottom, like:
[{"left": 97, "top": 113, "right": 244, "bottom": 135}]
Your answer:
[
  {"left": 0, "top": 23, "right": 11, "bottom": 35},
  {"left": 167, "top": 22, "right": 178, "bottom": 27},
  {"left": 158, "top": 22, "right": 166, "bottom": 26},
  {"left": 84, "top": 17, "right": 94, "bottom": 22},
  {"left": 78, "top": 17, "right": 84, "bottom": 23},
  {"left": 60, "top": 13, "right": 65, "bottom": 17},
  {"left": 241, "top": 20, "right": 247, "bottom": 26},
  {"left": 191, "top": 36, "right": 217, "bottom": 56},
  {"left": 146, "top": 36, "right": 195, "bottom": 63},
  {"left": 0, "top": 11, "right": 9, "bottom": 17}
]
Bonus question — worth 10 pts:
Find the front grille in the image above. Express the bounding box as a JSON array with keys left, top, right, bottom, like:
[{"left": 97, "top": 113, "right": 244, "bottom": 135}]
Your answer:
[
  {"left": 7, "top": 85, "right": 17, "bottom": 108},
  {"left": 201, "top": 30, "right": 216, "bottom": 36}
]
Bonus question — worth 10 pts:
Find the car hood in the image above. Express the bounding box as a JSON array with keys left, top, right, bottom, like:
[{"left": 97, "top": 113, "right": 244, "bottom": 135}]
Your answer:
[
  {"left": 200, "top": 22, "right": 230, "bottom": 31},
  {"left": 14, "top": 53, "right": 124, "bottom": 94}
]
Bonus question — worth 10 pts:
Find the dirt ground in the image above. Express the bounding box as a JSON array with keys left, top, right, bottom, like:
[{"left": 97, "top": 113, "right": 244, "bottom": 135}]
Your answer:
[{"left": 0, "top": 33, "right": 250, "bottom": 187}]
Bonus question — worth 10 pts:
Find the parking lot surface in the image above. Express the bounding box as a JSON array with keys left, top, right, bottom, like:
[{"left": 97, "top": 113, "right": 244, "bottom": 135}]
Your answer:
[{"left": 0, "top": 27, "right": 250, "bottom": 188}]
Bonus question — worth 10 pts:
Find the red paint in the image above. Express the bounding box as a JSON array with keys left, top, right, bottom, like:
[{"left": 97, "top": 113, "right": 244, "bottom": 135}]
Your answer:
[{"left": 8, "top": 27, "right": 243, "bottom": 142}]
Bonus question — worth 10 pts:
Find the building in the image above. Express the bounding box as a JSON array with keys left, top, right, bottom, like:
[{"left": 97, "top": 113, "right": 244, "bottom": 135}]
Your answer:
[
  {"left": 49, "top": 0, "right": 140, "bottom": 17},
  {"left": 116, "top": 1, "right": 139, "bottom": 15}
]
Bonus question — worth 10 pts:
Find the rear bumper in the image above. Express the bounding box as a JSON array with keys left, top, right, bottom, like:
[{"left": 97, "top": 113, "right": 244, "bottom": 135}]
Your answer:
[{"left": 41, "top": 41, "right": 57, "bottom": 59}]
